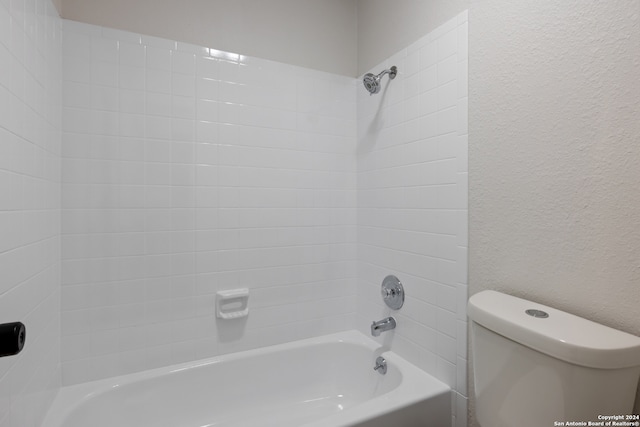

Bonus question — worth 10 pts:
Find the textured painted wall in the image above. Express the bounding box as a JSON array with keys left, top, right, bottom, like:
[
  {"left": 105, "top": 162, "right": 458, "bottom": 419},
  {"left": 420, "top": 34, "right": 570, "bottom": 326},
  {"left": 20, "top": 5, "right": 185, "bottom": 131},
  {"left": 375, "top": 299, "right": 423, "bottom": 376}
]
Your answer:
[{"left": 469, "top": 0, "right": 640, "bottom": 424}]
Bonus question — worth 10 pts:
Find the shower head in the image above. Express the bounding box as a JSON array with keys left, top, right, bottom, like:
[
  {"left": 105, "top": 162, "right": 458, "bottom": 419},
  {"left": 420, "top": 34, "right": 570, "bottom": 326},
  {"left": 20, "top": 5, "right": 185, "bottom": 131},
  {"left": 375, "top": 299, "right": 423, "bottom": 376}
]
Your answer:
[{"left": 363, "top": 66, "right": 397, "bottom": 95}]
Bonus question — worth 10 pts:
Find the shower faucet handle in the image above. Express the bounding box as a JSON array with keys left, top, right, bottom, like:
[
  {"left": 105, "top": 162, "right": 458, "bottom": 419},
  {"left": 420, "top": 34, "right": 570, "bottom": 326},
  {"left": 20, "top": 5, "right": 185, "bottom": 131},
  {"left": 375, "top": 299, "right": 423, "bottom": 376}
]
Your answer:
[
  {"left": 373, "top": 356, "right": 387, "bottom": 374},
  {"left": 380, "top": 275, "right": 404, "bottom": 310},
  {"left": 381, "top": 286, "right": 398, "bottom": 298}
]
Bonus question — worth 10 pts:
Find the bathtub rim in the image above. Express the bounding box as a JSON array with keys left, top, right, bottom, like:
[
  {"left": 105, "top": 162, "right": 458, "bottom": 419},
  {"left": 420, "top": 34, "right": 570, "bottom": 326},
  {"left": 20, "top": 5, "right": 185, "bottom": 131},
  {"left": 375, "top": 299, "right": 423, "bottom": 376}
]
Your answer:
[{"left": 43, "top": 329, "right": 450, "bottom": 427}]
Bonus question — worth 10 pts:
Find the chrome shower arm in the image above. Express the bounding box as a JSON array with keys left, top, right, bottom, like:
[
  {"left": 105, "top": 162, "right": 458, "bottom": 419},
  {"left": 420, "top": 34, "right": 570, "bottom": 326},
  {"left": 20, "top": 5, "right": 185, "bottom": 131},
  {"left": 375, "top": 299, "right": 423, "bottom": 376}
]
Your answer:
[{"left": 377, "top": 66, "right": 397, "bottom": 80}]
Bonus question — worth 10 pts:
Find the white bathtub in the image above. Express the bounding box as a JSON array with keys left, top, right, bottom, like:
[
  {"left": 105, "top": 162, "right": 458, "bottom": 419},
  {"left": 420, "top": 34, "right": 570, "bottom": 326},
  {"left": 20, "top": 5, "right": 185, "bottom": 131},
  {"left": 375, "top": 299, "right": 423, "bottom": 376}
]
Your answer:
[{"left": 43, "top": 331, "right": 450, "bottom": 427}]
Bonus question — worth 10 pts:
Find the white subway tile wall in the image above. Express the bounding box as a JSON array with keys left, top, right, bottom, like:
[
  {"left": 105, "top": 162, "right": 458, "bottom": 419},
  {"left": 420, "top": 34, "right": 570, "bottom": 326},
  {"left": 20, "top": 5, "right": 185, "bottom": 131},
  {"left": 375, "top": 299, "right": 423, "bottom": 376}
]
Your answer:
[
  {"left": 356, "top": 12, "right": 468, "bottom": 427},
  {"left": 61, "top": 21, "right": 358, "bottom": 384},
  {"left": 0, "top": 0, "right": 62, "bottom": 426}
]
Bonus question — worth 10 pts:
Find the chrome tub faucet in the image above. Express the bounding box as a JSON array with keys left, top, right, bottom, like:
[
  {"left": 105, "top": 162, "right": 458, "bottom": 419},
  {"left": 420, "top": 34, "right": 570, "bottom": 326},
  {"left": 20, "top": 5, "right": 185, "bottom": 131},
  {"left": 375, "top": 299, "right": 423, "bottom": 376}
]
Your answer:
[{"left": 370, "top": 316, "right": 396, "bottom": 337}]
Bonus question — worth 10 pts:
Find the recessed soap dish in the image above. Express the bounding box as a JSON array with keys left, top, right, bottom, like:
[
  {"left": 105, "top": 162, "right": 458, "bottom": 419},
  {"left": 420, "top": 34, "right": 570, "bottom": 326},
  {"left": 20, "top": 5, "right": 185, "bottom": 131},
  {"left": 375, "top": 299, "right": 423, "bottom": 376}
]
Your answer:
[{"left": 216, "top": 288, "right": 249, "bottom": 320}]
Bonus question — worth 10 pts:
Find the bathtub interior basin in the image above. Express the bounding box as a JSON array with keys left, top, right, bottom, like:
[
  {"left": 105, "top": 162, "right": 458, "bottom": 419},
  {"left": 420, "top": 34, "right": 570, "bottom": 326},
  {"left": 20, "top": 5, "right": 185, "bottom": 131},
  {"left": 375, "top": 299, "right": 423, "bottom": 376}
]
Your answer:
[{"left": 43, "top": 330, "right": 450, "bottom": 427}]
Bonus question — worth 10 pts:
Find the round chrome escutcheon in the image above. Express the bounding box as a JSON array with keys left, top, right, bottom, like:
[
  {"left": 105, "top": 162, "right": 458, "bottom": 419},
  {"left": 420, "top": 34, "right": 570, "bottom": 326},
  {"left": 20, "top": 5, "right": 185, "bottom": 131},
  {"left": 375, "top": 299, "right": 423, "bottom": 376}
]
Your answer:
[{"left": 381, "top": 275, "right": 404, "bottom": 310}]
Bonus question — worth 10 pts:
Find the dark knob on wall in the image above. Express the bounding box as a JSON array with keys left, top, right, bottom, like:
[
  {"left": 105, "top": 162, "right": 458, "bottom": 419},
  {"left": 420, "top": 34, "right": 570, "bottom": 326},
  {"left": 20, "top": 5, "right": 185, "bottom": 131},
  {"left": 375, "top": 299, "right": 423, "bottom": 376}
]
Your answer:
[{"left": 0, "top": 322, "right": 26, "bottom": 357}]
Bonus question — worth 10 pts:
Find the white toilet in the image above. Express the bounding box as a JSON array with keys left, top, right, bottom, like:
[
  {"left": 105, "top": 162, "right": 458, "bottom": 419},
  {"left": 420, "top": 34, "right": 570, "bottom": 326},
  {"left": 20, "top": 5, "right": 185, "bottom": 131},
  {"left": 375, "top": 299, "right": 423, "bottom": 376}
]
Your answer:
[{"left": 468, "top": 290, "right": 640, "bottom": 427}]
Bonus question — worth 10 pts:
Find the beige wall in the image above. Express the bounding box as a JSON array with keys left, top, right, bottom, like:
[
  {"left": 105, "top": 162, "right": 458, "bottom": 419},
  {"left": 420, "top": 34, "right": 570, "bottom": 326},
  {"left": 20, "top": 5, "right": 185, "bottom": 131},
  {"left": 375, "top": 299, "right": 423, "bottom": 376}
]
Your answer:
[
  {"left": 469, "top": 0, "right": 640, "bottom": 423},
  {"left": 52, "top": 0, "right": 62, "bottom": 15},
  {"left": 356, "top": 0, "right": 467, "bottom": 75},
  {"left": 59, "top": 0, "right": 469, "bottom": 77},
  {"left": 60, "top": 0, "right": 358, "bottom": 76}
]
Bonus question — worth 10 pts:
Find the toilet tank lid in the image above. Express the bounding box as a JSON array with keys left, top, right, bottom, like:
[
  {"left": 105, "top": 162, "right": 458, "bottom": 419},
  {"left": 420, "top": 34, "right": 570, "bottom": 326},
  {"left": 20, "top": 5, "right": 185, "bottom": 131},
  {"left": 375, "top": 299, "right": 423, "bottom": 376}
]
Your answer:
[{"left": 468, "top": 290, "right": 640, "bottom": 369}]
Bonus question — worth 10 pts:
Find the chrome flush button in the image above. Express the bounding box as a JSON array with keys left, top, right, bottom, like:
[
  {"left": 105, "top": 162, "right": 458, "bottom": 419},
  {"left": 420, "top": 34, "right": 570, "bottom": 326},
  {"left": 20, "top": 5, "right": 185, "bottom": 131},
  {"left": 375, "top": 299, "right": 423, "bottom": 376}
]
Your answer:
[{"left": 526, "top": 309, "right": 549, "bottom": 318}]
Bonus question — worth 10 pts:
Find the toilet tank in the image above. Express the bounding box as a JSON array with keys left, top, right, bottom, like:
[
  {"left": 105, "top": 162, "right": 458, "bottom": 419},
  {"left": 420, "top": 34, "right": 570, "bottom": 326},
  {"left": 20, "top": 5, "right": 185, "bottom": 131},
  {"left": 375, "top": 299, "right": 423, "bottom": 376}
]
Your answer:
[{"left": 468, "top": 290, "right": 640, "bottom": 427}]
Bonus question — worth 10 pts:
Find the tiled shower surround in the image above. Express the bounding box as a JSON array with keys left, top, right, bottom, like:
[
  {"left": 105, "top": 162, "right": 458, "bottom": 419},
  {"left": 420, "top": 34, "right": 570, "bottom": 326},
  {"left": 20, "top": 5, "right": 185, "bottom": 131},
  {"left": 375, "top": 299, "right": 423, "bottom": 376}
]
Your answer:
[
  {"left": 61, "top": 21, "right": 358, "bottom": 383},
  {"left": 357, "top": 13, "right": 469, "bottom": 427},
  {"left": 60, "top": 14, "right": 469, "bottom": 425},
  {"left": 0, "top": 1, "right": 62, "bottom": 426},
  {"left": 0, "top": 5, "right": 467, "bottom": 427}
]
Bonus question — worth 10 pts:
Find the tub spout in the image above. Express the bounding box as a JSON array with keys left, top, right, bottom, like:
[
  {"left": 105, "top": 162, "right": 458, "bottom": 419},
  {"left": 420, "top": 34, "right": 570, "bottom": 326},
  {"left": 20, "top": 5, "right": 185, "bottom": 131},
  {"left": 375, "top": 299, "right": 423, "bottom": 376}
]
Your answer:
[{"left": 370, "top": 316, "right": 396, "bottom": 337}]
